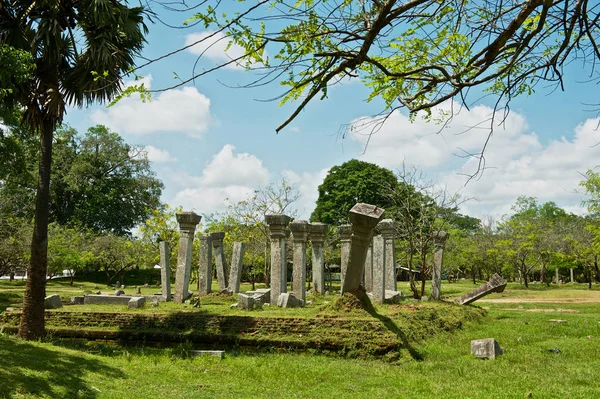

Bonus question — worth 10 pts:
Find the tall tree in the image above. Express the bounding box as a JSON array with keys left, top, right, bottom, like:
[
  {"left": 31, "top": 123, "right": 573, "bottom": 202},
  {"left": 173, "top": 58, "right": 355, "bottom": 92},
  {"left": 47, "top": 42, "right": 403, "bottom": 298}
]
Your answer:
[
  {"left": 0, "top": 0, "right": 149, "bottom": 339},
  {"left": 311, "top": 159, "right": 398, "bottom": 224}
]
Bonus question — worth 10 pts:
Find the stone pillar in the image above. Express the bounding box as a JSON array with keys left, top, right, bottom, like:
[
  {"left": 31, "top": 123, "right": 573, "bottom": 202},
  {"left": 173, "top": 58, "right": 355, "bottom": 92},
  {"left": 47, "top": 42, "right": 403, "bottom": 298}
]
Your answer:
[
  {"left": 372, "top": 235, "right": 386, "bottom": 303},
  {"left": 431, "top": 230, "right": 449, "bottom": 301},
  {"left": 377, "top": 219, "right": 397, "bottom": 291},
  {"left": 159, "top": 241, "right": 171, "bottom": 301},
  {"left": 309, "top": 223, "right": 328, "bottom": 295},
  {"left": 290, "top": 220, "right": 309, "bottom": 303},
  {"left": 364, "top": 241, "right": 373, "bottom": 292},
  {"left": 173, "top": 212, "right": 201, "bottom": 303},
  {"left": 198, "top": 234, "right": 213, "bottom": 296},
  {"left": 555, "top": 267, "right": 559, "bottom": 284},
  {"left": 265, "top": 214, "right": 291, "bottom": 305},
  {"left": 211, "top": 232, "right": 228, "bottom": 292},
  {"left": 570, "top": 268, "right": 574, "bottom": 283},
  {"left": 338, "top": 224, "right": 352, "bottom": 290},
  {"left": 228, "top": 242, "right": 246, "bottom": 293},
  {"left": 342, "top": 203, "right": 385, "bottom": 294}
]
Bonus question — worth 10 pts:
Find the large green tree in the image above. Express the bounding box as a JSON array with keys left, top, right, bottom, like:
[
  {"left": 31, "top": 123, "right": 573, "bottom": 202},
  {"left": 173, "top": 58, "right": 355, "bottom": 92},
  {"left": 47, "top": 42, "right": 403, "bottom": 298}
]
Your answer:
[
  {"left": 311, "top": 159, "right": 397, "bottom": 224},
  {"left": 0, "top": 0, "right": 148, "bottom": 339}
]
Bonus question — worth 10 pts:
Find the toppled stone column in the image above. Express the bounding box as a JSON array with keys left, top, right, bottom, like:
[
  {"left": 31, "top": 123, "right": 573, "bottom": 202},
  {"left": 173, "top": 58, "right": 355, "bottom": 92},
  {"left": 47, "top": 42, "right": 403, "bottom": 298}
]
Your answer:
[
  {"left": 377, "top": 219, "right": 397, "bottom": 291},
  {"left": 265, "top": 214, "right": 291, "bottom": 305},
  {"left": 338, "top": 224, "right": 352, "bottom": 289},
  {"left": 198, "top": 234, "right": 213, "bottom": 296},
  {"left": 342, "top": 203, "right": 385, "bottom": 294},
  {"left": 159, "top": 241, "right": 171, "bottom": 301},
  {"left": 309, "top": 222, "right": 328, "bottom": 295},
  {"left": 364, "top": 241, "right": 373, "bottom": 292},
  {"left": 431, "top": 231, "right": 449, "bottom": 301},
  {"left": 455, "top": 273, "right": 507, "bottom": 305},
  {"left": 289, "top": 220, "right": 309, "bottom": 303},
  {"left": 371, "top": 235, "right": 386, "bottom": 303},
  {"left": 211, "top": 232, "right": 228, "bottom": 292},
  {"left": 228, "top": 242, "right": 246, "bottom": 293},
  {"left": 173, "top": 212, "right": 201, "bottom": 303}
]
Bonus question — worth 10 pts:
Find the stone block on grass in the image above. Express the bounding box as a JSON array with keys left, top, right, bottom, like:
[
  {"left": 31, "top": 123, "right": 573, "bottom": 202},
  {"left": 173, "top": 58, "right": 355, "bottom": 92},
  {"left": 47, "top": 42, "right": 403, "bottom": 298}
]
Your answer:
[
  {"left": 44, "top": 294, "right": 62, "bottom": 309},
  {"left": 128, "top": 297, "right": 146, "bottom": 309},
  {"left": 237, "top": 293, "right": 255, "bottom": 310},
  {"left": 471, "top": 338, "right": 505, "bottom": 359},
  {"left": 277, "top": 293, "right": 303, "bottom": 308},
  {"left": 70, "top": 296, "right": 84, "bottom": 305}
]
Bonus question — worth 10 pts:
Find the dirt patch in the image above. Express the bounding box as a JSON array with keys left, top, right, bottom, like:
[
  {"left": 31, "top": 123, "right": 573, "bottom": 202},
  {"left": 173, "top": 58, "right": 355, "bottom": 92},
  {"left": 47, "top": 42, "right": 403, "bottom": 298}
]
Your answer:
[
  {"left": 478, "top": 298, "right": 600, "bottom": 304},
  {"left": 500, "top": 308, "right": 579, "bottom": 313}
]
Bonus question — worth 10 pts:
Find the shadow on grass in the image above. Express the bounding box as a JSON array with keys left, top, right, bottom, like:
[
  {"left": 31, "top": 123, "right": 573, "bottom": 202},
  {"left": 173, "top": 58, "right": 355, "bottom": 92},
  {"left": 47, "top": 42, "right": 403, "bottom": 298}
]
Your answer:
[{"left": 0, "top": 335, "right": 122, "bottom": 398}]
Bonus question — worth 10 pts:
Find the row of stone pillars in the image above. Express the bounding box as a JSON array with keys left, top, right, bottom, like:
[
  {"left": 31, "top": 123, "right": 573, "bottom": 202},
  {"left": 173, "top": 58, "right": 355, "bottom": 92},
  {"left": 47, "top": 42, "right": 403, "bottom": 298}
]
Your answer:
[
  {"left": 264, "top": 215, "right": 329, "bottom": 306},
  {"left": 158, "top": 211, "right": 246, "bottom": 303}
]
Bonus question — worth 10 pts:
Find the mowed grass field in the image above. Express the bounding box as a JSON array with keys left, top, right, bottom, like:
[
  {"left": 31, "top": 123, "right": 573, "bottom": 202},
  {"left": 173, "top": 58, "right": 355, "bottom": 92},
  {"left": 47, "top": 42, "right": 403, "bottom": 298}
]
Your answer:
[{"left": 1, "top": 278, "right": 599, "bottom": 398}]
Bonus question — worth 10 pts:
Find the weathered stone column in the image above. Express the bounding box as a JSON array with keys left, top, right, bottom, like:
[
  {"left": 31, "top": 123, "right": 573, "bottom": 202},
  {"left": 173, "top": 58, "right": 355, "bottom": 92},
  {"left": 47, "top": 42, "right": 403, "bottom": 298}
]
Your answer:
[
  {"left": 211, "top": 232, "right": 228, "bottom": 292},
  {"left": 364, "top": 241, "right": 373, "bottom": 292},
  {"left": 159, "top": 241, "right": 171, "bottom": 301},
  {"left": 555, "top": 268, "right": 559, "bottom": 284},
  {"left": 431, "top": 230, "right": 449, "bottom": 301},
  {"left": 309, "top": 223, "right": 328, "bottom": 295},
  {"left": 342, "top": 203, "right": 385, "bottom": 294},
  {"left": 198, "top": 234, "right": 213, "bottom": 295},
  {"left": 372, "top": 235, "right": 386, "bottom": 303},
  {"left": 265, "top": 214, "right": 291, "bottom": 305},
  {"left": 228, "top": 242, "right": 246, "bottom": 293},
  {"left": 570, "top": 268, "right": 574, "bottom": 283},
  {"left": 173, "top": 212, "right": 201, "bottom": 303},
  {"left": 377, "top": 219, "right": 397, "bottom": 291},
  {"left": 290, "top": 220, "right": 309, "bottom": 303},
  {"left": 338, "top": 224, "right": 352, "bottom": 289}
]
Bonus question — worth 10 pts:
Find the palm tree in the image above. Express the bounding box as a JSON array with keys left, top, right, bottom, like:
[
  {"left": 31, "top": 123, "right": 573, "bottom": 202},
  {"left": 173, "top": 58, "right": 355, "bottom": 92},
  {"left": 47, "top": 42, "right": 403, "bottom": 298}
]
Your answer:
[{"left": 0, "top": 0, "right": 148, "bottom": 339}]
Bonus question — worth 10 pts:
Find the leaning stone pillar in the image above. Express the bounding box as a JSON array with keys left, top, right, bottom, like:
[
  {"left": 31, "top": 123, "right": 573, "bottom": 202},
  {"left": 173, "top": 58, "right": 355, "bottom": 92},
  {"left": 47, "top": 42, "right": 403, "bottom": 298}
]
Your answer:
[
  {"left": 228, "top": 242, "right": 246, "bottom": 293},
  {"left": 364, "top": 241, "right": 373, "bottom": 293},
  {"left": 431, "top": 230, "right": 449, "bottom": 301},
  {"left": 265, "top": 214, "right": 291, "bottom": 305},
  {"left": 173, "top": 212, "right": 201, "bottom": 303},
  {"left": 338, "top": 224, "right": 352, "bottom": 290},
  {"left": 159, "top": 241, "right": 171, "bottom": 301},
  {"left": 342, "top": 203, "right": 385, "bottom": 294},
  {"left": 377, "top": 219, "right": 397, "bottom": 291},
  {"left": 211, "top": 232, "right": 228, "bottom": 292},
  {"left": 372, "top": 235, "right": 386, "bottom": 303},
  {"left": 309, "top": 223, "right": 328, "bottom": 295},
  {"left": 198, "top": 234, "right": 213, "bottom": 295},
  {"left": 290, "top": 220, "right": 309, "bottom": 303}
]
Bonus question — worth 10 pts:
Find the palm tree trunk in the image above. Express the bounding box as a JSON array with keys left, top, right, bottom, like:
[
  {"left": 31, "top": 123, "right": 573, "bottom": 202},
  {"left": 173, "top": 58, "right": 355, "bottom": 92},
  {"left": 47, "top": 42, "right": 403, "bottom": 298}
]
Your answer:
[{"left": 19, "top": 119, "right": 53, "bottom": 340}]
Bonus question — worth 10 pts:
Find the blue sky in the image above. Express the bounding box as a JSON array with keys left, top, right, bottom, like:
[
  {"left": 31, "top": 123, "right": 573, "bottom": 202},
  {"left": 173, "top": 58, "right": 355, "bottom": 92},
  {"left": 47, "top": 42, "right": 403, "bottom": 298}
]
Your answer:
[{"left": 64, "top": 5, "right": 600, "bottom": 222}]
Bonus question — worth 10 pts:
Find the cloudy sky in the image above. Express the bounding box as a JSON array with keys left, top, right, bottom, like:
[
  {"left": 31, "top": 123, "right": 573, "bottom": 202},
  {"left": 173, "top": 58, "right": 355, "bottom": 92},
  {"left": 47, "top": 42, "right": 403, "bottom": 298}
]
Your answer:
[{"left": 64, "top": 5, "right": 600, "bottom": 222}]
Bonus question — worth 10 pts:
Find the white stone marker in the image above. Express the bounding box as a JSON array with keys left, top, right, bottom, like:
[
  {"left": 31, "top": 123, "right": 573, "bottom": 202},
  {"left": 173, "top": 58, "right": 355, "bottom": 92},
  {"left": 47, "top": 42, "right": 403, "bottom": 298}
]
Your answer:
[
  {"left": 159, "top": 241, "right": 171, "bottom": 301},
  {"left": 265, "top": 214, "right": 291, "bottom": 305},
  {"left": 309, "top": 223, "right": 328, "bottom": 295},
  {"left": 198, "top": 234, "right": 213, "bottom": 296},
  {"left": 173, "top": 212, "right": 201, "bottom": 303},
  {"left": 431, "top": 230, "right": 449, "bottom": 301},
  {"left": 228, "top": 242, "right": 246, "bottom": 293},
  {"left": 290, "top": 220, "right": 310, "bottom": 303}
]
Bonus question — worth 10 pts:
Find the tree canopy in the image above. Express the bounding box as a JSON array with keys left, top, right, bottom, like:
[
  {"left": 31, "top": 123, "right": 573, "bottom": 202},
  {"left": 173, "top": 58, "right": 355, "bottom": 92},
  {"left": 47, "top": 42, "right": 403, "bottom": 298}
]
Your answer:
[{"left": 311, "top": 159, "right": 397, "bottom": 224}]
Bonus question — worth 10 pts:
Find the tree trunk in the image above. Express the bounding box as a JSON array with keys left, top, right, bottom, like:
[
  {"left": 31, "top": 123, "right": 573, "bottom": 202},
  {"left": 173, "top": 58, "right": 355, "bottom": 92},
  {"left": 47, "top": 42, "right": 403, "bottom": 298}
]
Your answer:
[
  {"left": 472, "top": 268, "right": 476, "bottom": 284},
  {"left": 18, "top": 120, "right": 53, "bottom": 340},
  {"left": 523, "top": 268, "right": 529, "bottom": 288},
  {"left": 588, "top": 268, "right": 593, "bottom": 289}
]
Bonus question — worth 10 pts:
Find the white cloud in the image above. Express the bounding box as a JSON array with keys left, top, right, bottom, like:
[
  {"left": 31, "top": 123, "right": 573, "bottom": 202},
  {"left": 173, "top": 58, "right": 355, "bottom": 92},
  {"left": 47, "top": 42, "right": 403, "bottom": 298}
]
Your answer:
[
  {"left": 185, "top": 31, "right": 263, "bottom": 70},
  {"left": 282, "top": 168, "right": 329, "bottom": 219},
  {"left": 91, "top": 75, "right": 212, "bottom": 138},
  {"left": 143, "top": 145, "right": 176, "bottom": 163},
  {"left": 350, "top": 102, "right": 599, "bottom": 218},
  {"left": 170, "top": 144, "right": 270, "bottom": 214}
]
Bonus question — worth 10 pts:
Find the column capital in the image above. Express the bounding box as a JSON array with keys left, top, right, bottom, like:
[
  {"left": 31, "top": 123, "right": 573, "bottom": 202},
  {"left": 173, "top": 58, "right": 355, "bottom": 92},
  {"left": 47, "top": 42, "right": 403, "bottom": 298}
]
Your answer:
[
  {"left": 265, "top": 214, "right": 291, "bottom": 238},
  {"left": 176, "top": 211, "right": 201, "bottom": 233},
  {"left": 349, "top": 203, "right": 384, "bottom": 238},
  {"left": 338, "top": 224, "right": 353, "bottom": 241},
  {"left": 376, "top": 219, "right": 396, "bottom": 238},
  {"left": 210, "top": 231, "right": 225, "bottom": 247},
  {"left": 433, "top": 230, "right": 449, "bottom": 247},
  {"left": 289, "top": 220, "right": 310, "bottom": 242},
  {"left": 309, "top": 222, "right": 328, "bottom": 244}
]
